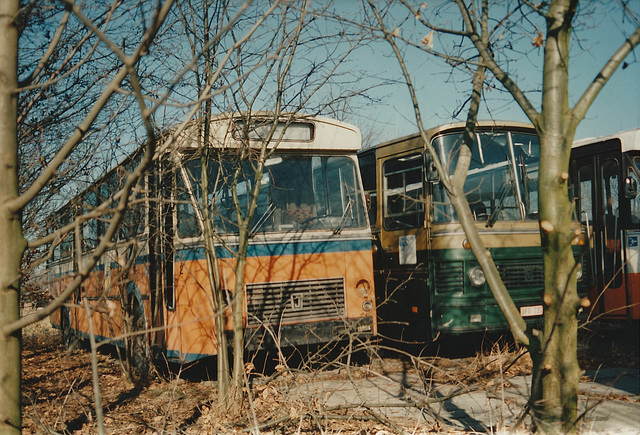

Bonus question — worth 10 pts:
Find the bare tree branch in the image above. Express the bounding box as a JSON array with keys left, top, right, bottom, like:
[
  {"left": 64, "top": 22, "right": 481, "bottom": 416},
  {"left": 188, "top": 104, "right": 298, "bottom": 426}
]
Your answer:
[{"left": 453, "top": 0, "right": 541, "bottom": 127}]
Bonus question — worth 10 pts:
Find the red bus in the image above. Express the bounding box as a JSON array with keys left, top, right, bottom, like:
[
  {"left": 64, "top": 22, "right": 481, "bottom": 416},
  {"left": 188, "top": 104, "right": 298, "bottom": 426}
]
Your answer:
[{"left": 570, "top": 128, "right": 640, "bottom": 321}]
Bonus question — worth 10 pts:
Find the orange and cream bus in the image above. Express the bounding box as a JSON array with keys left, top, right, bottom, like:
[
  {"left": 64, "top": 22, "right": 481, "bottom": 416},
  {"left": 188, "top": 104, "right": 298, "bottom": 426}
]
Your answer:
[
  {"left": 570, "top": 128, "right": 640, "bottom": 322},
  {"left": 48, "top": 113, "right": 376, "bottom": 364}
]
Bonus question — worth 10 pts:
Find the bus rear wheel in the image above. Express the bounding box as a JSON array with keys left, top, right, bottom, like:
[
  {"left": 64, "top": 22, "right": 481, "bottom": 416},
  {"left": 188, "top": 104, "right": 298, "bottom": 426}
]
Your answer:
[
  {"left": 128, "top": 300, "right": 150, "bottom": 381},
  {"left": 60, "top": 306, "right": 77, "bottom": 350}
]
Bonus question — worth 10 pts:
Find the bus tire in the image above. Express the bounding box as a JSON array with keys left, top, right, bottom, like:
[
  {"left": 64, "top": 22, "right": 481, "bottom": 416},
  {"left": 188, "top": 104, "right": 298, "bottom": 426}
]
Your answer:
[
  {"left": 60, "top": 306, "right": 77, "bottom": 350},
  {"left": 128, "top": 300, "right": 150, "bottom": 380}
]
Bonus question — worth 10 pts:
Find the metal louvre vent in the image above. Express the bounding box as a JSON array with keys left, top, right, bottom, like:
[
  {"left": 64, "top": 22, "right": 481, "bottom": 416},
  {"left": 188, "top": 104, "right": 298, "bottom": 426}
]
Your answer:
[
  {"left": 434, "top": 262, "right": 464, "bottom": 292},
  {"left": 497, "top": 261, "right": 544, "bottom": 289},
  {"left": 434, "top": 261, "right": 543, "bottom": 293},
  {"left": 246, "top": 277, "right": 345, "bottom": 327}
]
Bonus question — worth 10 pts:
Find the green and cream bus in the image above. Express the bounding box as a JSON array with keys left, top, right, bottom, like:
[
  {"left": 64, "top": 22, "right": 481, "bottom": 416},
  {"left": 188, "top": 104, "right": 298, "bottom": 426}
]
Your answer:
[{"left": 358, "top": 121, "right": 580, "bottom": 341}]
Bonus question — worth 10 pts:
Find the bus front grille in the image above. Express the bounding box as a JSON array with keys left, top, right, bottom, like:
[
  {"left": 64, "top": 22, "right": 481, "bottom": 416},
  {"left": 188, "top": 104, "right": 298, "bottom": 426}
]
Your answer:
[
  {"left": 246, "top": 277, "right": 346, "bottom": 327},
  {"left": 434, "top": 261, "right": 544, "bottom": 293},
  {"left": 497, "top": 262, "right": 544, "bottom": 290},
  {"left": 434, "top": 262, "right": 464, "bottom": 292}
]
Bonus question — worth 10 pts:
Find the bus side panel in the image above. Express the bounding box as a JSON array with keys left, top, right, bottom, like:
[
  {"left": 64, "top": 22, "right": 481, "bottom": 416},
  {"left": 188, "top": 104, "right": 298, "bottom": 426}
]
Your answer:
[
  {"left": 48, "top": 267, "right": 75, "bottom": 331},
  {"left": 77, "top": 269, "right": 107, "bottom": 342},
  {"left": 166, "top": 258, "right": 218, "bottom": 362},
  {"left": 50, "top": 305, "right": 61, "bottom": 329},
  {"left": 48, "top": 273, "right": 64, "bottom": 330},
  {"left": 48, "top": 259, "right": 153, "bottom": 349}
]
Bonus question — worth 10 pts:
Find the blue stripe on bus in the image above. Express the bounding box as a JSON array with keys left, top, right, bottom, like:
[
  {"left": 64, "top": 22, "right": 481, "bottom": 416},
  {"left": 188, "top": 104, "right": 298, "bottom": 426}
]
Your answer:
[
  {"left": 176, "top": 238, "right": 372, "bottom": 261},
  {"left": 94, "top": 255, "right": 150, "bottom": 272},
  {"left": 66, "top": 330, "right": 203, "bottom": 363},
  {"left": 164, "top": 349, "right": 210, "bottom": 363},
  {"left": 48, "top": 238, "right": 372, "bottom": 276},
  {"left": 54, "top": 325, "right": 202, "bottom": 362}
]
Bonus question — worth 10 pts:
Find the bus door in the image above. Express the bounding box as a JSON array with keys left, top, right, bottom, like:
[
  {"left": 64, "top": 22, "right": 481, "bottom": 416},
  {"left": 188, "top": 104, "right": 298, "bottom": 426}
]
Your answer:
[
  {"left": 575, "top": 146, "right": 628, "bottom": 317},
  {"left": 378, "top": 152, "right": 431, "bottom": 340}
]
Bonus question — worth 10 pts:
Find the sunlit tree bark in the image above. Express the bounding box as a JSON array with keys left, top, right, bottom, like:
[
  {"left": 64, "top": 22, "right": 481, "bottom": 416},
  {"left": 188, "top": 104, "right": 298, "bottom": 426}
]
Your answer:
[{"left": 0, "top": 2, "right": 25, "bottom": 432}]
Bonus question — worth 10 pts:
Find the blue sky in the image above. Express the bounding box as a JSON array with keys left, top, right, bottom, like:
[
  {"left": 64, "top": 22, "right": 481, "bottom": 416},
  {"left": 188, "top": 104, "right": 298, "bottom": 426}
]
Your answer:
[{"left": 338, "top": 2, "right": 640, "bottom": 145}]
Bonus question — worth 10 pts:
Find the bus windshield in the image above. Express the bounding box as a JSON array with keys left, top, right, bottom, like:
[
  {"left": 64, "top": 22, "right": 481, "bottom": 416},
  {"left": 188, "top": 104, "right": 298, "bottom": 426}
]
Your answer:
[
  {"left": 177, "top": 154, "right": 367, "bottom": 237},
  {"left": 431, "top": 131, "right": 540, "bottom": 225}
]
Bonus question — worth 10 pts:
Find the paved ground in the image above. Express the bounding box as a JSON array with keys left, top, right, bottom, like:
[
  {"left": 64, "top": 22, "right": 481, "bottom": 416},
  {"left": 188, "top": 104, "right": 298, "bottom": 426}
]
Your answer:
[{"left": 290, "top": 366, "right": 640, "bottom": 433}]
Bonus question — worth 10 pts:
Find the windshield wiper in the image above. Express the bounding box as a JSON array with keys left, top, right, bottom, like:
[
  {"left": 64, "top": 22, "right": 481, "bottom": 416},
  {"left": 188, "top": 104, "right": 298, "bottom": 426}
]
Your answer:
[
  {"left": 519, "top": 154, "right": 531, "bottom": 211},
  {"left": 487, "top": 180, "right": 514, "bottom": 228},
  {"left": 333, "top": 199, "right": 354, "bottom": 235},
  {"left": 507, "top": 133, "right": 526, "bottom": 219},
  {"left": 250, "top": 203, "right": 277, "bottom": 237}
]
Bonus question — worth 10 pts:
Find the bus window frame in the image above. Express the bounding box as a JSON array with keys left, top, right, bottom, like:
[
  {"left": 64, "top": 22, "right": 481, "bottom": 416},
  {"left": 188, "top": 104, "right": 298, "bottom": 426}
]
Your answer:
[
  {"left": 382, "top": 153, "right": 425, "bottom": 231},
  {"left": 174, "top": 152, "right": 367, "bottom": 240}
]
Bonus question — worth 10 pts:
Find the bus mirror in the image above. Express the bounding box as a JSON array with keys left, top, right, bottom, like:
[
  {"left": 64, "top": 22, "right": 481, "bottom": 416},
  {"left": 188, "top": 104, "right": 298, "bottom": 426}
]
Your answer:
[
  {"left": 424, "top": 154, "right": 440, "bottom": 182},
  {"left": 624, "top": 176, "right": 637, "bottom": 199}
]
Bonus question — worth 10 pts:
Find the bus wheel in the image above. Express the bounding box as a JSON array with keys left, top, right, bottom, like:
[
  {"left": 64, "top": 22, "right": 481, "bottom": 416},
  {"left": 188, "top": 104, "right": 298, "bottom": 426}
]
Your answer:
[
  {"left": 128, "top": 301, "right": 150, "bottom": 381},
  {"left": 60, "top": 306, "right": 75, "bottom": 350}
]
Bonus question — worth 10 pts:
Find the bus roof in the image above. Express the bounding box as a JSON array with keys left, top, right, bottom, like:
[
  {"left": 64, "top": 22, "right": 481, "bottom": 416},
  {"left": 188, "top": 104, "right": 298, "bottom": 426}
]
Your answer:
[
  {"left": 572, "top": 127, "right": 640, "bottom": 153},
  {"left": 177, "top": 112, "right": 361, "bottom": 152},
  {"left": 51, "top": 113, "right": 361, "bottom": 218},
  {"left": 361, "top": 120, "right": 536, "bottom": 154},
  {"left": 427, "top": 120, "right": 536, "bottom": 136}
]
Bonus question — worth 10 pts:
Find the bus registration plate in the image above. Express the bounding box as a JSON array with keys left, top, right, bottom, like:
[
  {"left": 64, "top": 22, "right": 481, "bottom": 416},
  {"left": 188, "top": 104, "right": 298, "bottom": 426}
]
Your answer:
[{"left": 520, "top": 305, "right": 543, "bottom": 317}]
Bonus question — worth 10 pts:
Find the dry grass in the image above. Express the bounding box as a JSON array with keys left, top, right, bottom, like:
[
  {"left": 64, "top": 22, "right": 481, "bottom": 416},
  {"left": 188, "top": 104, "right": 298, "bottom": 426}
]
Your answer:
[{"left": 20, "top": 318, "right": 636, "bottom": 434}]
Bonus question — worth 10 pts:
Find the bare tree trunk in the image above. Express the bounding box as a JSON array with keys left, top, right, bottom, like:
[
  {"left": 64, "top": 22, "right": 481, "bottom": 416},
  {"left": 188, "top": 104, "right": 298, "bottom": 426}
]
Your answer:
[
  {"left": 535, "top": 3, "right": 581, "bottom": 431},
  {"left": 198, "top": 1, "right": 234, "bottom": 407},
  {"left": 0, "top": 2, "right": 26, "bottom": 434},
  {"left": 202, "top": 220, "right": 232, "bottom": 405},
  {"left": 232, "top": 230, "right": 249, "bottom": 408},
  {"left": 226, "top": 159, "right": 258, "bottom": 412},
  {"left": 200, "top": 175, "right": 233, "bottom": 405}
]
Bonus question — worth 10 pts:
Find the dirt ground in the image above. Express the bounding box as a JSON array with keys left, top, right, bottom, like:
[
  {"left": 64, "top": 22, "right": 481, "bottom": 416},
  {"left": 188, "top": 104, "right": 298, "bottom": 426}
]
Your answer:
[{"left": 21, "top": 319, "right": 639, "bottom": 434}]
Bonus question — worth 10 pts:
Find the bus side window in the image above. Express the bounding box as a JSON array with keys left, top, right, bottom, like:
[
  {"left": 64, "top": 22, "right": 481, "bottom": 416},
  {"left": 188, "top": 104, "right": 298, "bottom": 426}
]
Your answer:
[
  {"left": 60, "top": 232, "right": 73, "bottom": 260},
  {"left": 51, "top": 212, "right": 73, "bottom": 261},
  {"left": 601, "top": 157, "right": 622, "bottom": 289},
  {"left": 82, "top": 190, "right": 101, "bottom": 252},
  {"left": 176, "top": 166, "right": 203, "bottom": 239},
  {"left": 629, "top": 157, "right": 639, "bottom": 224},
  {"left": 117, "top": 174, "right": 147, "bottom": 241},
  {"left": 383, "top": 154, "right": 424, "bottom": 230},
  {"left": 576, "top": 162, "right": 594, "bottom": 225}
]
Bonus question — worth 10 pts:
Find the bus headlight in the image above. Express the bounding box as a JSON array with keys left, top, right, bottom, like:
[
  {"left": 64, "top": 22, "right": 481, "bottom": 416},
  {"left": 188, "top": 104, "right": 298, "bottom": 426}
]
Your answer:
[
  {"left": 576, "top": 263, "right": 583, "bottom": 280},
  {"left": 362, "top": 300, "right": 373, "bottom": 312},
  {"left": 468, "top": 266, "right": 486, "bottom": 287}
]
